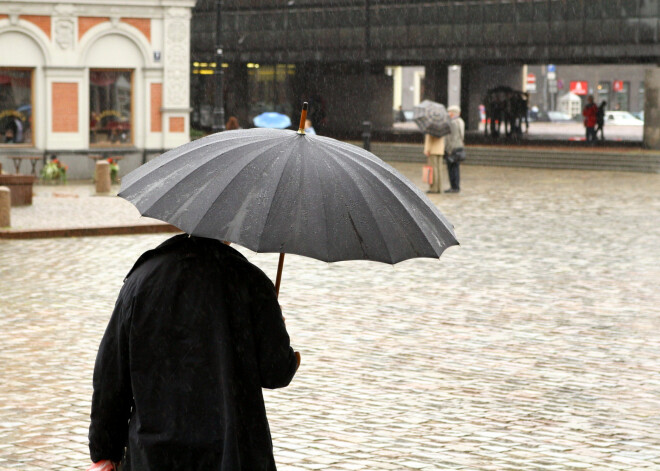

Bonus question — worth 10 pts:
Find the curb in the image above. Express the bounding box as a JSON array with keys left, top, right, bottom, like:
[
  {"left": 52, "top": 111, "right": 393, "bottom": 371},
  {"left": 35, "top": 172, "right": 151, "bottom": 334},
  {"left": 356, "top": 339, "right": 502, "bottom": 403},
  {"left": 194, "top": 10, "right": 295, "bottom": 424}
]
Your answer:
[{"left": 0, "top": 223, "right": 182, "bottom": 240}]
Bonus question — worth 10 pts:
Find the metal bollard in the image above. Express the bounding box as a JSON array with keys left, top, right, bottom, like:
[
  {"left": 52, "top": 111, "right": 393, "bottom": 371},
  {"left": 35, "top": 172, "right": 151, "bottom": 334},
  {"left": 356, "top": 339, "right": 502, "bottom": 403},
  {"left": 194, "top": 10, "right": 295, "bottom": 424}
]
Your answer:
[
  {"left": 362, "top": 120, "right": 372, "bottom": 151},
  {"left": 95, "top": 161, "right": 112, "bottom": 194},
  {"left": 0, "top": 186, "right": 10, "bottom": 227}
]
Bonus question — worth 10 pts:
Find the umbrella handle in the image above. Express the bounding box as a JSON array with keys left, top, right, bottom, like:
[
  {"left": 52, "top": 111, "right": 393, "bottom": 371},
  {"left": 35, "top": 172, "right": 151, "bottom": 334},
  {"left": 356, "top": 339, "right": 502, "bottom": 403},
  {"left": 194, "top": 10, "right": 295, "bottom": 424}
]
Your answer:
[
  {"left": 297, "top": 102, "right": 308, "bottom": 135},
  {"left": 275, "top": 253, "right": 285, "bottom": 298}
]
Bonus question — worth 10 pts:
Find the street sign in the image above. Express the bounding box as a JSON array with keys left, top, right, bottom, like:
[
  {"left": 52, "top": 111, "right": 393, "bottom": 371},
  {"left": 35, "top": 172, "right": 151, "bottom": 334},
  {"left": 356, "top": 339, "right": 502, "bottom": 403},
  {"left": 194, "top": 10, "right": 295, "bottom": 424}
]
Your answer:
[
  {"left": 613, "top": 80, "right": 624, "bottom": 92},
  {"left": 547, "top": 71, "right": 556, "bottom": 80},
  {"left": 548, "top": 64, "right": 556, "bottom": 73},
  {"left": 570, "top": 81, "right": 588, "bottom": 95},
  {"left": 548, "top": 79, "right": 557, "bottom": 93},
  {"left": 526, "top": 73, "right": 536, "bottom": 93}
]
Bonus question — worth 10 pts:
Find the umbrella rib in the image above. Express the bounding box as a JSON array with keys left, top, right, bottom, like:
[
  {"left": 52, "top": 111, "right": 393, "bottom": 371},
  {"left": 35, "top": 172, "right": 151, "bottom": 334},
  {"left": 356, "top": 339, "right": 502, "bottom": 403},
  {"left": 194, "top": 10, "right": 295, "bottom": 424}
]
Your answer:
[
  {"left": 187, "top": 139, "right": 291, "bottom": 239},
  {"left": 318, "top": 137, "right": 455, "bottom": 234},
  {"left": 309, "top": 147, "right": 331, "bottom": 261},
  {"left": 320, "top": 148, "right": 395, "bottom": 263},
  {"left": 255, "top": 141, "right": 299, "bottom": 253},
  {"left": 316, "top": 139, "right": 456, "bottom": 260},
  {"left": 140, "top": 138, "right": 287, "bottom": 234},
  {"left": 121, "top": 131, "right": 276, "bottom": 193}
]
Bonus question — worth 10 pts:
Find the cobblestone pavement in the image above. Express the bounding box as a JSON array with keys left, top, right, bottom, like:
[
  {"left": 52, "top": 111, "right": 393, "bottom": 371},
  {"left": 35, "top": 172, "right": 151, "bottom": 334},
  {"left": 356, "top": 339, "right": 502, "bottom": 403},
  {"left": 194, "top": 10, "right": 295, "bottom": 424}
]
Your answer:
[
  {"left": 7, "top": 182, "right": 162, "bottom": 230},
  {"left": 1, "top": 163, "right": 660, "bottom": 470}
]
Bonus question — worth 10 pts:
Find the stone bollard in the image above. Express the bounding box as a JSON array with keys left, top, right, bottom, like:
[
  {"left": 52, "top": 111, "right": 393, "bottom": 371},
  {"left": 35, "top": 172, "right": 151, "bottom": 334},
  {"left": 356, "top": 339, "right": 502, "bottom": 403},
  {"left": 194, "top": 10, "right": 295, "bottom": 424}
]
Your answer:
[
  {"left": 95, "top": 160, "right": 111, "bottom": 194},
  {"left": 0, "top": 186, "right": 10, "bottom": 228}
]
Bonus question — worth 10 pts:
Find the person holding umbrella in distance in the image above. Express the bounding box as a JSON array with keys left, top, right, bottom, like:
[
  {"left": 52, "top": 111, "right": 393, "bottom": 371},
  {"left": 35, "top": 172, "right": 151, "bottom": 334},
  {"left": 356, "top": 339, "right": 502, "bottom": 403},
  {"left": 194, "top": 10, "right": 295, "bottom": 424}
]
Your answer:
[{"left": 413, "top": 100, "right": 452, "bottom": 193}]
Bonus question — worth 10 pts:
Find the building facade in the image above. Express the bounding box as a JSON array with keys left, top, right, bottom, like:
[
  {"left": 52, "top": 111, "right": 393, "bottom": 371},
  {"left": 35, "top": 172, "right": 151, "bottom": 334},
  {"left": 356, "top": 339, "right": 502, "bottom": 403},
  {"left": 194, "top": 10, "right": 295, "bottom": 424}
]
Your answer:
[
  {"left": 527, "top": 64, "right": 648, "bottom": 115},
  {"left": 0, "top": 0, "right": 195, "bottom": 179},
  {"left": 190, "top": 0, "right": 660, "bottom": 145}
]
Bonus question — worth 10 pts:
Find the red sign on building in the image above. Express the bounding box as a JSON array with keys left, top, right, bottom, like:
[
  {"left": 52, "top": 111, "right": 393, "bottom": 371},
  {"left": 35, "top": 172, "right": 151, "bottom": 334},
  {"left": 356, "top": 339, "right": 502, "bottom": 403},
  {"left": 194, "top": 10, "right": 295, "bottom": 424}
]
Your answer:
[
  {"left": 526, "top": 73, "right": 536, "bottom": 92},
  {"left": 613, "top": 80, "right": 624, "bottom": 92},
  {"left": 570, "top": 81, "right": 588, "bottom": 95}
]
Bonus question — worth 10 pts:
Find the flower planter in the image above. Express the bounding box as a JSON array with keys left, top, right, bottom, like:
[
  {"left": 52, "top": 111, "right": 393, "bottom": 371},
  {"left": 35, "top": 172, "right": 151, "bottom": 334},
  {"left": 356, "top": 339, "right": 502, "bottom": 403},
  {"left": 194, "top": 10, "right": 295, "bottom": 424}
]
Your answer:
[{"left": 0, "top": 175, "right": 36, "bottom": 206}]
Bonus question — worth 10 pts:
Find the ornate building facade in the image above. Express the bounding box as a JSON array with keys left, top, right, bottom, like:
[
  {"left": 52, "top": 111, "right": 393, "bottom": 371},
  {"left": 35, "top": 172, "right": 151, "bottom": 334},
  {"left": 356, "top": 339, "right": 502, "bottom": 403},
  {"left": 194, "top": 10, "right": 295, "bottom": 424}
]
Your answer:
[{"left": 0, "top": 0, "right": 195, "bottom": 178}]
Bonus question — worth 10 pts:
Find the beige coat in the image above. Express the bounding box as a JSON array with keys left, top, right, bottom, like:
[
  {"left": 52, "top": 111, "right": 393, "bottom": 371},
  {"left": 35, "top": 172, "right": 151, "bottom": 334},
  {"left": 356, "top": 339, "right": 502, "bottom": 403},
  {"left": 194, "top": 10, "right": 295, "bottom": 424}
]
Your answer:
[{"left": 424, "top": 134, "right": 445, "bottom": 156}]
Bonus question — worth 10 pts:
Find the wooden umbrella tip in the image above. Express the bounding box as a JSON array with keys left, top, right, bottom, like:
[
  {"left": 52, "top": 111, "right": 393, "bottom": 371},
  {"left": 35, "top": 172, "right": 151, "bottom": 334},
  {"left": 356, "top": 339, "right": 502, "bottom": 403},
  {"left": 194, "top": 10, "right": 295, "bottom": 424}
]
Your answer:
[{"left": 297, "top": 102, "right": 309, "bottom": 134}]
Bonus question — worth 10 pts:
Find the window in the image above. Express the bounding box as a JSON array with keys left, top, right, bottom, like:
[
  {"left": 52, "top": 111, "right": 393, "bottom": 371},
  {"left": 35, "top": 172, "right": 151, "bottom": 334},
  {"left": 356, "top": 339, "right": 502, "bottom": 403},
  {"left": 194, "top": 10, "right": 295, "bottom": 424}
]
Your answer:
[
  {"left": 247, "top": 64, "right": 295, "bottom": 119},
  {"left": 613, "top": 80, "right": 629, "bottom": 111},
  {"left": 0, "top": 68, "right": 33, "bottom": 145},
  {"left": 89, "top": 70, "right": 132, "bottom": 146},
  {"left": 596, "top": 81, "right": 610, "bottom": 107}
]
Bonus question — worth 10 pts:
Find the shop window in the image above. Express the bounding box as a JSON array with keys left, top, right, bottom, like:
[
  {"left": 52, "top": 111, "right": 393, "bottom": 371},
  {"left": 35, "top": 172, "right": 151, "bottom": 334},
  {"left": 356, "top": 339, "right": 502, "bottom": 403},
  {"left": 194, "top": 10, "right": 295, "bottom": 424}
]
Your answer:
[
  {"left": 613, "top": 80, "right": 629, "bottom": 111},
  {"left": 90, "top": 70, "right": 132, "bottom": 146},
  {"left": 0, "top": 68, "right": 33, "bottom": 145},
  {"left": 596, "top": 81, "right": 610, "bottom": 107},
  {"left": 247, "top": 64, "right": 295, "bottom": 120}
]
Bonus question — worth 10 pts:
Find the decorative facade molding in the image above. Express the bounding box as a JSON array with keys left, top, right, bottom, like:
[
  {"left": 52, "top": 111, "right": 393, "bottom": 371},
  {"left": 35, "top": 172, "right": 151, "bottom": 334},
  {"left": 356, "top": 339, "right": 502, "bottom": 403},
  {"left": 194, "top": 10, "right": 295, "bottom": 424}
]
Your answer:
[
  {"left": 165, "top": 7, "right": 190, "bottom": 19},
  {"left": 55, "top": 18, "right": 74, "bottom": 49},
  {"left": 163, "top": 18, "right": 188, "bottom": 107},
  {"left": 54, "top": 3, "right": 76, "bottom": 16}
]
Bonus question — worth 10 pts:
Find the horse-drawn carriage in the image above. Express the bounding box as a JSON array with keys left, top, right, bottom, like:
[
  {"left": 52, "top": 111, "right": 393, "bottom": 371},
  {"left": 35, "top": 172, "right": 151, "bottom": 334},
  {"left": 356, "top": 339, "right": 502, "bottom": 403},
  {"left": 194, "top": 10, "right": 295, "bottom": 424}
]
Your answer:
[{"left": 483, "top": 86, "right": 529, "bottom": 138}]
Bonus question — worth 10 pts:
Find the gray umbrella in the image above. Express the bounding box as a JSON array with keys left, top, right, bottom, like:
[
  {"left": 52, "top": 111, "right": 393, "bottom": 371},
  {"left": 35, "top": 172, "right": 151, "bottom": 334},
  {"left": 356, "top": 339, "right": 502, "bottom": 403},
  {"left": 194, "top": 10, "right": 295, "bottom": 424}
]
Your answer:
[
  {"left": 413, "top": 100, "right": 451, "bottom": 138},
  {"left": 119, "top": 108, "right": 458, "bottom": 293}
]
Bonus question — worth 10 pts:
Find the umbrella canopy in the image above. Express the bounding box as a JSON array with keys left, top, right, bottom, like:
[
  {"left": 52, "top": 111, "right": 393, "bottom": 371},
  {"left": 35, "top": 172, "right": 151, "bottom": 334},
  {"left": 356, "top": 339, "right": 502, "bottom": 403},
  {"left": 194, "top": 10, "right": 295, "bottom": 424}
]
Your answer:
[
  {"left": 253, "top": 112, "right": 292, "bottom": 129},
  {"left": 413, "top": 100, "right": 451, "bottom": 138},
  {"left": 119, "top": 128, "right": 458, "bottom": 265}
]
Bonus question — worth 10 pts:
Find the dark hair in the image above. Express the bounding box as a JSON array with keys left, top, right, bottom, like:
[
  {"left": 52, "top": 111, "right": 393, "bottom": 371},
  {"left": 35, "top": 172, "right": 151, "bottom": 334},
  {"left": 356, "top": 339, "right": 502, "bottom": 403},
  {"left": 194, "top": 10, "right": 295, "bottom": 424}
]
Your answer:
[{"left": 225, "top": 116, "right": 240, "bottom": 130}]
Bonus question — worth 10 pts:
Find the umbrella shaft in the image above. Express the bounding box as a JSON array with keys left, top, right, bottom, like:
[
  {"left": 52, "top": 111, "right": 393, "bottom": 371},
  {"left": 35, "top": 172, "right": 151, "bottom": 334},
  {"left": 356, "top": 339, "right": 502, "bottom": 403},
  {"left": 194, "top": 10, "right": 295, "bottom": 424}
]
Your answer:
[{"left": 275, "top": 253, "right": 285, "bottom": 298}]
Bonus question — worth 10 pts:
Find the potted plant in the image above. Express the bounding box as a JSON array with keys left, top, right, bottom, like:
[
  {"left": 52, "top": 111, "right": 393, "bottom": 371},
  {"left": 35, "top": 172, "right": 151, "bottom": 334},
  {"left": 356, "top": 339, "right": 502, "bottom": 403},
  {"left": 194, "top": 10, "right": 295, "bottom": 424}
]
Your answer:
[
  {"left": 108, "top": 158, "right": 120, "bottom": 184},
  {"left": 41, "top": 156, "right": 67, "bottom": 184}
]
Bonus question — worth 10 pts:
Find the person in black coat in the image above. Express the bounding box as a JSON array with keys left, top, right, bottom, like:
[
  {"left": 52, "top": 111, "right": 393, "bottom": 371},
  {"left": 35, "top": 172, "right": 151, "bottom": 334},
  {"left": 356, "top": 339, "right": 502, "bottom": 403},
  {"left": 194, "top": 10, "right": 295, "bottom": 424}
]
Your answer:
[{"left": 88, "top": 234, "right": 300, "bottom": 470}]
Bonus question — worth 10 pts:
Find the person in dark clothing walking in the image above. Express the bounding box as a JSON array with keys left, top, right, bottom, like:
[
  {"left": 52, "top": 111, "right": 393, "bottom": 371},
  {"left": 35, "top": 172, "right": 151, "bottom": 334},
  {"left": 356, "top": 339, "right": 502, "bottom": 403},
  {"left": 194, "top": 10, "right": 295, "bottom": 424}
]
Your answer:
[
  {"left": 595, "top": 100, "right": 607, "bottom": 141},
  {"left": 444, "top": 105, "right": 465, "bottom": 193},
  {"left": 88, "top": 234, "right": 301, "bottom": 471}
]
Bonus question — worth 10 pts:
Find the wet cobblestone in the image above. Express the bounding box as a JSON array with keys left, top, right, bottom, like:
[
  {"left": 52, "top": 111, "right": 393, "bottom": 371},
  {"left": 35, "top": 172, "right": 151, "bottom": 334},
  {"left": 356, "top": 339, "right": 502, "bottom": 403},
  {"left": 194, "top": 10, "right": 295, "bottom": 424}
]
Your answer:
[{"left": 1, "top": 163, "right": 660, "bottom": 470}]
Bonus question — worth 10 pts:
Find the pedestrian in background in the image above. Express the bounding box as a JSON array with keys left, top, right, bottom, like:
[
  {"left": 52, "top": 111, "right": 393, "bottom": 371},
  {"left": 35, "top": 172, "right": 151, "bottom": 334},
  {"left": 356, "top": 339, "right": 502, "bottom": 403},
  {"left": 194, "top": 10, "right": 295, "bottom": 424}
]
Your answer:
[
  {"left": 583, "top": 95, "right": 598, "bottom": 143},
  {"left": 596, "top": 100, "right": 607, "bottom": 141},
  {"left": 396, "top": 105, "right": 406, "bottom": 123},
  {"left": 87, "top": 234, "right": 301, "bottom": 470},
  {"left": 423, "top": 131, "right": 445, "bottom": 193},
  {"left": 444, "top": 105, "right": 465, "bottom": 194},
  {"left": 225, "top": 116, "right": 241, "bottom": 130},
  {"left": 304, "top": 118, "right": 316, "bottom": 135}
]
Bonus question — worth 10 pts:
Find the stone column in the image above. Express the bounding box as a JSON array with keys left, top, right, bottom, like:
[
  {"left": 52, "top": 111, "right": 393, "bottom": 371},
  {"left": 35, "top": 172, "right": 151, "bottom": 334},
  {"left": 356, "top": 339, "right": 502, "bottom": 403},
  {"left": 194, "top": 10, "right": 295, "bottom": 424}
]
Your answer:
[
  {"left": 423, "top": 63, "right": 449, "bottom": 106},
  {"left": 162, "top": 7, "right": 192, "bottom": 149},
  {"left": 0, "top": 186, "right": 10, "bottom": 227},
  {"left": 95, "top": 161, "right": 111, "bottom": 194},
  {"left": 643, "top": 68, "right": 660, "bottom": 150}
]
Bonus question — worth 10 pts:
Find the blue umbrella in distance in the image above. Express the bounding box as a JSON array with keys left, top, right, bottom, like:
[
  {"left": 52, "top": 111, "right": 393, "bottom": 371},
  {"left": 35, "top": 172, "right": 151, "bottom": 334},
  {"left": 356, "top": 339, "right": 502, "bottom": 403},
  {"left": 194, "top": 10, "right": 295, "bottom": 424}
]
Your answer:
[{"left": 253, "top": 112, "right": 292, "bottom": 129}]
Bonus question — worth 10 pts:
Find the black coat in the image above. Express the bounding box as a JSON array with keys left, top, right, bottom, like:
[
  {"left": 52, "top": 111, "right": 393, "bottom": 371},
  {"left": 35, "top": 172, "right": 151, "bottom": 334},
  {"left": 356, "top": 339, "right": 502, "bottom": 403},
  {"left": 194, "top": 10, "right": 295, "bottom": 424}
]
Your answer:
[{"left": 89, "top": 234, "right": 298, "bottom": 470}]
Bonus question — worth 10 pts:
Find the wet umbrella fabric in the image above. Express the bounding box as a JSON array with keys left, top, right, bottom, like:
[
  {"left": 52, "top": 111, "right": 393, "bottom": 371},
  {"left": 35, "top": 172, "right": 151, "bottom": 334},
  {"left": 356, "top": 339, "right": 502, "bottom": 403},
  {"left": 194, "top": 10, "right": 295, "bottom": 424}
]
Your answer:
[
  {"left": 253, "top": 112, "right": 292, "bottom": 129},
  {"left": 413, "top": 100, "right": 451, "bottom": 138},
  {"left": 119, "top": 128, "right": 458, "bottom": 264}
]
